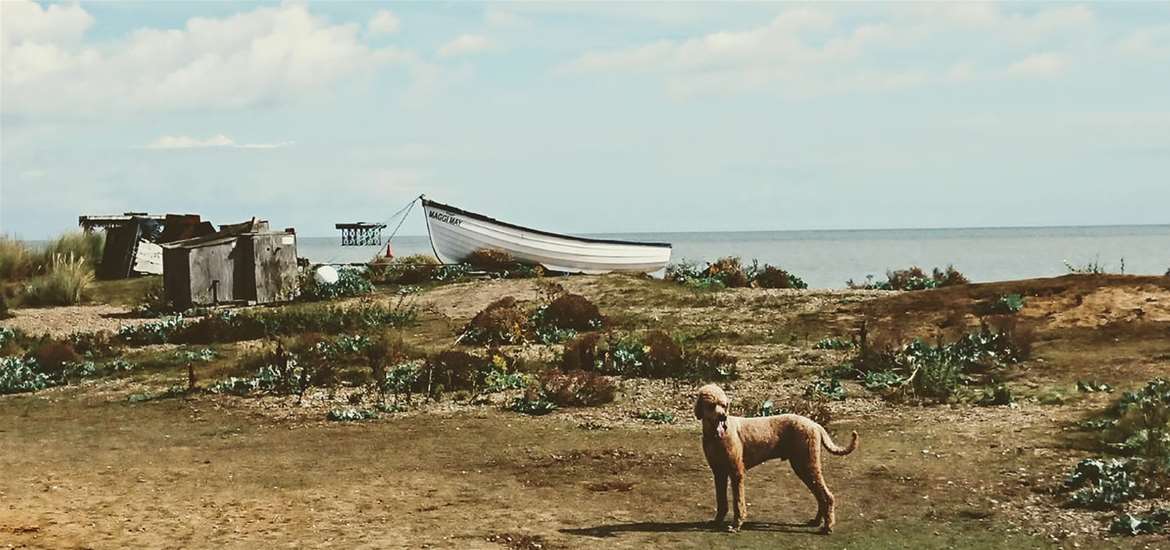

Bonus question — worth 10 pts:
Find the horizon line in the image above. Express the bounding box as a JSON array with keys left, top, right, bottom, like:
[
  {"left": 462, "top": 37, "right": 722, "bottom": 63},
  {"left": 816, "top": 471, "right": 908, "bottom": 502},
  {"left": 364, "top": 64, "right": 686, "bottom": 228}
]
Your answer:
[{"left": 295, "top": 222, "right": 1170, "bottom": 240}]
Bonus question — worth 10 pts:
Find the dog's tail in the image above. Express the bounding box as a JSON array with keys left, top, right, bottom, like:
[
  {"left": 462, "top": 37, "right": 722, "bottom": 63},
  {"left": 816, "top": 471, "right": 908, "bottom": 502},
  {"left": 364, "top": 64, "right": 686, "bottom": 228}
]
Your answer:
[{"left": 820, "top": 427, "right": 859, "bottom": 456}]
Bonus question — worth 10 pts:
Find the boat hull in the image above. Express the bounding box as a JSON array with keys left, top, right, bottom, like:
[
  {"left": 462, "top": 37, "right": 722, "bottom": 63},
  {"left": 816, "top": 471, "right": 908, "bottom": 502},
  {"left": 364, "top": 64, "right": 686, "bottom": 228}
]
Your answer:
[{"left": 422, "top": 200, "right": 671, "bottom": 274}]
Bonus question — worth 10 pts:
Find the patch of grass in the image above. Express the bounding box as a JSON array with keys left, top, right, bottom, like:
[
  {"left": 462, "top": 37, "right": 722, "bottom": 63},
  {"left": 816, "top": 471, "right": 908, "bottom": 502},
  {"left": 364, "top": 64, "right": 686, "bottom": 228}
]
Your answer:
[
  {"left": 23, "top": 254, "right": 95, "bottom": 306},
  {"left": 40, "top": 231, "right": 104, "bottom": 269}
]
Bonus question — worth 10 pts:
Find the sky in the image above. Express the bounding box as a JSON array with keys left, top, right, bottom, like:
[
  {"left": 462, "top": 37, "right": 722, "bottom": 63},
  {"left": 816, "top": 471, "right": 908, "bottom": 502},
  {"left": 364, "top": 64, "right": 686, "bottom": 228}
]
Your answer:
[{"left": 1, "top": 1, "right": 1168, "bottom": 239}]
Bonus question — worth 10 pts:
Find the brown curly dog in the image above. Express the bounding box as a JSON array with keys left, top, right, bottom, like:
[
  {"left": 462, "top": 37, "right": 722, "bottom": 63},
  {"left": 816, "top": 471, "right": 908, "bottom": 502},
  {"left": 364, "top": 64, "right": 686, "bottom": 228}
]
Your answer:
[{"left": 694, "top": 384, "right": 858, "bottom": 534}]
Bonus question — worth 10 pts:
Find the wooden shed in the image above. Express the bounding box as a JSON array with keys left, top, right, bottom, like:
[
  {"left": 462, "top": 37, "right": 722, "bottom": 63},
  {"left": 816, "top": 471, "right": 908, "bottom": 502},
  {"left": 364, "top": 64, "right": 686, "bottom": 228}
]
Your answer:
[{"left": 161, "top": 219, "right": 298, "bottom": 309}]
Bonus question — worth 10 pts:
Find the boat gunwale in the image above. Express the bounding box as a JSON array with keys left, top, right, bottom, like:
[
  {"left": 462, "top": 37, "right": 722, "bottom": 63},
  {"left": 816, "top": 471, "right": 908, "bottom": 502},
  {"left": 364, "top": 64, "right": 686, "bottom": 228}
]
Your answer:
[{"left": 422, "top": 199, "right": 673, "bottom": 249}]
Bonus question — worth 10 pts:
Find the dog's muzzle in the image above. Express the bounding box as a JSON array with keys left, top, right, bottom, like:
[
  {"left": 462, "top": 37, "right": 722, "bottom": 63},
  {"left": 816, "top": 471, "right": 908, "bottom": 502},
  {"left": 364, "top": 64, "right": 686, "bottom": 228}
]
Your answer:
[{"left": 716, "top": 415, "right": 728, "bottom": 438}]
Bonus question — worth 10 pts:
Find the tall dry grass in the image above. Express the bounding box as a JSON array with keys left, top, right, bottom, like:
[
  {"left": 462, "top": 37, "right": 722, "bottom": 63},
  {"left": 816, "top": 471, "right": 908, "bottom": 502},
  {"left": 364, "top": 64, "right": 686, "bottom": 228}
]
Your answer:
[
  {"left": 23, "top": 254, "right": 95, "bottom": 306},
  {"left": 0, "top": 231, "right": 104, "bottom": 282},
  {"left": 41, "top": 231, "right": 104, "bottom": 268},
  {"left": 0, "top": 237, "right": 37, "bottom": 280}
]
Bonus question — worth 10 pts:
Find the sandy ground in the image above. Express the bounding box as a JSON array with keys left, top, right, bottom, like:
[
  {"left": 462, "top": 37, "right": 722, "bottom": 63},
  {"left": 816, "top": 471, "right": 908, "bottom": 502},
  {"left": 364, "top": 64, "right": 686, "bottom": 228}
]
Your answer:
[{"left": 0, "top": 305, "right": 154, "bottom": 338}]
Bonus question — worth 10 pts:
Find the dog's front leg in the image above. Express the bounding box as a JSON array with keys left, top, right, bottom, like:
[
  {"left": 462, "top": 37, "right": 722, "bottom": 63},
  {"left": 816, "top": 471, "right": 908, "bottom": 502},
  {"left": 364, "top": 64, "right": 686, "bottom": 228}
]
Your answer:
[
  {"left": 711, "top": 470, "right": 729, "bottom": 525},
  {"left": 729, "top": 465, "right": 746, "bottom": 532}
]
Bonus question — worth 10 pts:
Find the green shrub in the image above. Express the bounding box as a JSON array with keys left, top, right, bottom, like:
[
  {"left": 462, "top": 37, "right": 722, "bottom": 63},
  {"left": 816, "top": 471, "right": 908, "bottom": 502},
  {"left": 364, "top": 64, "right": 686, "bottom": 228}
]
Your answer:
[
  {"left": 814, "top": 337, "right": 854, "bottom": 350},
  {"left": 981, "top": 294, "right": 1024, "bottom": 315},
  {"left": 804, "top": 377, "right": 846, "bottom": 401},
  {"left": 299, "top": 267, "right": 374, "bottom": 301},
  {"left": 665, "top": 260, "right": 725, "bottom": 290},
  {"left": 464, "top": 249, "right": 543, "bottom": 278},
  {"left": 1110, "top": 509, "right": 1169, "bottom": 536},
  {"left": 635, "top": 410, "right": 676, "bottom": 424},
  {"left": 862, "top": 370, "right": 904, "bottom": 391},
  {"left": 1065, "top": 458, "right": 1138, "bottom": 509},
  {"left": 1065, "top": 257, "right": 1106, "bottom": 274},
  {"left": 977, "top": 384, "right": 1014, "bottom": 406},
  {"left": 847, "top": 265, "right": 968, "bottom": 291},
  {"left": 0, "top": 356, "right": 52, "bottom": 394},
  {"left": 750, "top": 262, "right": 808, "bottom": 289},
  {"left": 560, "top": 331, "right": 737, "bottom": 381},
  {"left": 23, "top": 254, "right": 94, "bottom": 306},
  {"left": 508, "top": 391, "right": 558, "bottom": 415},
  {"left": 704, "top": 257, "right": 750, "bottom": 288},
  {"left": 327, "top": 407, "right": 378, "bottom": 421}
]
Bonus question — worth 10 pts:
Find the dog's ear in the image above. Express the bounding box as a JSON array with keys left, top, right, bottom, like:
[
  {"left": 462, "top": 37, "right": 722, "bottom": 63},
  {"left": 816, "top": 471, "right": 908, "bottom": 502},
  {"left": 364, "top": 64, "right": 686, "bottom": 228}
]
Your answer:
[{"left": 693, "top": 398, "right": 704, "bottom": 420}]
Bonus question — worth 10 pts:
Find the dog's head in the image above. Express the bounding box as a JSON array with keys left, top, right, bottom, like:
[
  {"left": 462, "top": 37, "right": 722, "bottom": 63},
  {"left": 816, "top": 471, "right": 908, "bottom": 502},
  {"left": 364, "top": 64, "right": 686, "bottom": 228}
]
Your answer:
[{"left": 694, "top": 384, "right": 730, "bottom": 437}]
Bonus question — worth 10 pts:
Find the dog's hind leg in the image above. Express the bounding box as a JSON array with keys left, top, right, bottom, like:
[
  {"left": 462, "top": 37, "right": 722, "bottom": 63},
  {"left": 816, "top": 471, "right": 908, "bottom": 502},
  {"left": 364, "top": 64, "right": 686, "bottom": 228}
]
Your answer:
[{"left": 791, "top": 458, "right": 835, "bottom": 533}]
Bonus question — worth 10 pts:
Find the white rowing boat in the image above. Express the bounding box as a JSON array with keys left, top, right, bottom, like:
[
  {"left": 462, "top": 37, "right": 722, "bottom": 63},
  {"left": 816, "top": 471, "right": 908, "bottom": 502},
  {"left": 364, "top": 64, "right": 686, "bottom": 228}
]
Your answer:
[{"left": 421, "top": 198, "right": 672, "bottom": 274}]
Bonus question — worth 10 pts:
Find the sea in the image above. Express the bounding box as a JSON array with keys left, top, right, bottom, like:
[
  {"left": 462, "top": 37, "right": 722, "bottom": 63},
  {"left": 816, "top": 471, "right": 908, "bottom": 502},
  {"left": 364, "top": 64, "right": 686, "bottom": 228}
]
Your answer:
[{"left": 297, "top": 225, "right": 1170, "bottom": 289}]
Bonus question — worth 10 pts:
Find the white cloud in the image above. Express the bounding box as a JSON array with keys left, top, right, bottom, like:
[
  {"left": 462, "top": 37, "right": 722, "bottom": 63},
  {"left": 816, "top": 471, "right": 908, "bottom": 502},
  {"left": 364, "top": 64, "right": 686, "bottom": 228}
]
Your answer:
[
  {"left": 0, "top": 0, "right": 93, "bottom": 44},
  {"left": 144, "top": 134, "right": 292, "bottom": 150},
  {"left": 1117, "top": 25, "right": 1170, "bottom": 59},
  {"left": 1006, "top": 52, "right": 1069, "bottom": 79},
  {"left": 562, "top": 5, "right": 1093, "bottom": 98},
  {"left": 368, "top": 9, "right": 400, "bottom": 35},
  {"left": 438, "top": 34, "right": 493, "bottom": 57},
  {"left": 1, "top": 2, "right": 432, "bottom": 116}
]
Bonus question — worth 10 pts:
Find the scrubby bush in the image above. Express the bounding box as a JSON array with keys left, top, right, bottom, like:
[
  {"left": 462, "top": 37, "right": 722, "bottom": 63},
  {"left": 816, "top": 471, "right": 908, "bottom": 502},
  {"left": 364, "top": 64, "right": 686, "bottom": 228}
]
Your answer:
[
  {"left": 0, "top": 237, "right": 37, "bottom": 280},
  {"left": 1111, "top": 509, "right": 1169, "bottom": 536},
  {"left": 1065, "top": 458, "right": 1139, "bottom": 509},
  {"left": 461, "top": 297, "right": 528, "bottom": 345},
  {"left": 979, "top": 293, "right": 1024, "bottom": 315},
  {"left": 369, "top": 254, "right": 441, "bottom": 284},
  {"left": 704, "top": 257, "right": 751, "bottom": 288},
  {"left": 40, "top": 231, "right": 104, "bottom": 269},
  {"left": 31, "top": 340, "right": 81, "bottom": 378},
  {"left": 23, "top": 254, "right": 94, "bottom": 306},
  {"left": 665, "top": 260, "right": 725, "bottom": 290},
  {"left": 847, "top": 265, "right": 968, "bottom": 291},
  {"left": 299, "top": 267, "right": 374, "bottom": 301},
  {"left": 535, "top": 293, "right": 603, "bottom": 331},
  {"left": 804, "top": 377, "right": 846, "bottom": 401},
  {"left": 559, "top": 330, "right": 737, "bottom": 381},
  {"left": 425, "top": 350, "right": 488, "bottom": 395},
  {"left": 537, "top": 369, "right": 617, "bottom": 407},
  {"left": 847, "top": 323, "right": 1028, "bottom": 403},
  {"left": 327, "top": 407, "right": 379, "bottom": 422},
  {"left": 750, "top": 263, "right": 808, "bottom": 289},
  {"left": 508, "top": 391, "right": 559, "bottom": 415},
  {"left": 463, "top": 248, "right": 544, "bottom": 278}
]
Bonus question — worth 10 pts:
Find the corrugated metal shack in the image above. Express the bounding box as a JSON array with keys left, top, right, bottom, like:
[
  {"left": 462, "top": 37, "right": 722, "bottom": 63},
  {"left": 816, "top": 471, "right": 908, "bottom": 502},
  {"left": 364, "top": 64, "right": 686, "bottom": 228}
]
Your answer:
[{"left": 161, "top": 219, "right": 299, "bottom": 309}]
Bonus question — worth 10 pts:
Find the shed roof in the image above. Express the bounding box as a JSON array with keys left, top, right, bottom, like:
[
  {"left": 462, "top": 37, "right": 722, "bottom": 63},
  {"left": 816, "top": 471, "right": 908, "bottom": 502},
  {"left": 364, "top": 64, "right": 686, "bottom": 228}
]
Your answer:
[{"left": 161, "top": 218, "right": 270, "bottom": 250}]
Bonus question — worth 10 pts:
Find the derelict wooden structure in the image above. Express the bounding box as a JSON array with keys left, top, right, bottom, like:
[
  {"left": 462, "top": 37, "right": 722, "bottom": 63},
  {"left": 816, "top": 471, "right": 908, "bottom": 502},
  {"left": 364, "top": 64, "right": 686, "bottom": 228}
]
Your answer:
[{"left": 161, "top": 219, "right": 299, "bottom": 309}]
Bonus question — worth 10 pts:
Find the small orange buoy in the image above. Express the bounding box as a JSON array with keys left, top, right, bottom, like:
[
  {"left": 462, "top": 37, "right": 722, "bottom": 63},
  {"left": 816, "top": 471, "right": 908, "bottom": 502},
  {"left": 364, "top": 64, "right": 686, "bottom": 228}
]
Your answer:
[{"left": 386, "top": 242, "right": 394, "bottom": 259}]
